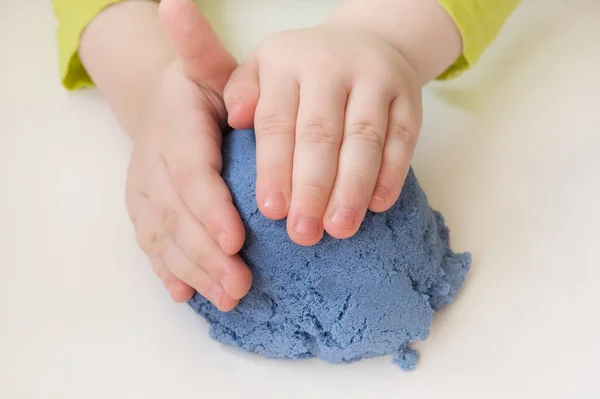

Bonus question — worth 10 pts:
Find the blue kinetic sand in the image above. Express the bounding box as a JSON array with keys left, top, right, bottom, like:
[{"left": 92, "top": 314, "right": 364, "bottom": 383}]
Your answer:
[{"left": 188, "top": 129, "right": 471, "bottom": 370}]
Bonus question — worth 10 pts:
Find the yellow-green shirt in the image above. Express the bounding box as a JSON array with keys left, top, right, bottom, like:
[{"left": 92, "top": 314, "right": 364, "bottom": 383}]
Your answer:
[{"left": 51, "top": 0, "right": 521, "bottom": 90}]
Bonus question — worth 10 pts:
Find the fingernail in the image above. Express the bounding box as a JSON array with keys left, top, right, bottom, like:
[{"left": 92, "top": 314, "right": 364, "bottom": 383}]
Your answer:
[
  {"left": 217, "top": 231, "right": 228, "bottom": 252},
  {"left": 372, "top": 187, "right": 388, "bottom": 203},
  {"left": 294, "top": 217, "right": 320, "bottom": 238},
  {"left": 264, "top": 193, "right": 286, "bottom": 210},
  {"left": 209, "top": 284, "right": 224, "bottom": 309},
  {"left": 331, "top": 207, "right": 355, "bottom": 230}
]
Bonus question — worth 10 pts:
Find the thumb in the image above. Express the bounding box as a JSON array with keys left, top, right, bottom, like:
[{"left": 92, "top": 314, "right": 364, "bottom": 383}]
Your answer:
[
  {"left": 224, "top": 56, "right": 260, "bottom": 129},
  {"left": 159, "top": 0, "right": 236, "bottom": 93}
]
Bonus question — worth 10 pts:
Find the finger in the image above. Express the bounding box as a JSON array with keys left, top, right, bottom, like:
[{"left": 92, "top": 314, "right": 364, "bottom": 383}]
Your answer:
[
  {"left": 252, "top": 70, "right": 300, "bottom": 221},
  {"left": 162, "top": 103, "right": 245, "bottom": 256},
  {"left": 161, "top": 233, "right": 239, "bottom": 312},
  {"left": 173, "top": 166, "right": 246, "bottom": 257},
  {"left": 369, "top": 94, "right": 422, "bottom": 213},
  {"left": 150, "top": 256, "right": 195, "bottom": 303},
  {"left": 131, "top": 196, "right": 194, "bottom": 303},
  {"left": 323, "top": 84, "right": 390, "bottom": 239},
  {"left": 287, "top": 78, "right": 347, "bottom": 246},
  {"left": 159, "top": 0, "right": 235, "bottom": 92},
  {"left": 224, "top": 56, "right": 260, "bottom": 129},
  {"left": 147, "top": 159, "right": 252, "bottom": 300}
]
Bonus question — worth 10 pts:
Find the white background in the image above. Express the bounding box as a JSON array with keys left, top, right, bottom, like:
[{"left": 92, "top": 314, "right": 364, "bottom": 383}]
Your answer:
[{"left": 1, "top": 1, "right": 599, "bottom": 398}]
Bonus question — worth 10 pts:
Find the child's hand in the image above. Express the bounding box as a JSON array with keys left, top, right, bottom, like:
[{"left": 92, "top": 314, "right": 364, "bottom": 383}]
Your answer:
[
  {"left": 224, "top": 25, "right": 423, "bottom": 246},
  {"left": 125, "top": 0, "right": 251, "bottom": 310}
]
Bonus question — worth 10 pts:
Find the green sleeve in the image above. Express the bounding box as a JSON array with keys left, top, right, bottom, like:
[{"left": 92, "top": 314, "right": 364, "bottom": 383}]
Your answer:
[
  {"left": 51, "top": 0, "right": 136, "bottom": 90},
  {"left": 436, "top": 0, "right": 522, "bottom": 79}
]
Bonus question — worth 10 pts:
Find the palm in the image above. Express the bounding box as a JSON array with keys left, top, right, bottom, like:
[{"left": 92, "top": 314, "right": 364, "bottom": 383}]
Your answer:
[{"left": 124, "top": 0, "right": 251, "bottom": 309}]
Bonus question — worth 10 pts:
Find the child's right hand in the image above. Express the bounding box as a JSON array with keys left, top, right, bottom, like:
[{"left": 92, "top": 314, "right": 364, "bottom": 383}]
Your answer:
[{"left": 124, "top": 0, "right": 252, "bottom": 311}]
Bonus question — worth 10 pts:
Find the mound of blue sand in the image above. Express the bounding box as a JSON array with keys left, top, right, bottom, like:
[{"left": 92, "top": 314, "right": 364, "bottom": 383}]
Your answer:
[{"left": 188, "top": 129, "right": 471, "bottom": 370}]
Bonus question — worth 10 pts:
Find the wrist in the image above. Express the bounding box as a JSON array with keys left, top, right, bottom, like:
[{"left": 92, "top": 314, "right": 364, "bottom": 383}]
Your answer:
[
  {"left": 130, "top": 62, "right": 174, "bottom": 143},
  {"left": 327, "top": 0, "right": 462, "bottom": 85},
  {"left": 79, "top": 0, "right": 176, "bottom": 137}
]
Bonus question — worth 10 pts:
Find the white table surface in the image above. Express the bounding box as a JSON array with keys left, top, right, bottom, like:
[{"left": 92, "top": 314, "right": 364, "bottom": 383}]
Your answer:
[{"left": 1, "top": 1, "right": 599, "bottom": 398}]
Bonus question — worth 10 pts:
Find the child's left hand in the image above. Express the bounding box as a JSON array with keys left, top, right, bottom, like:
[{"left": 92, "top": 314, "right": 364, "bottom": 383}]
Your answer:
[{"left": 224, "top": 24, "right": 423, "bottom": 246}]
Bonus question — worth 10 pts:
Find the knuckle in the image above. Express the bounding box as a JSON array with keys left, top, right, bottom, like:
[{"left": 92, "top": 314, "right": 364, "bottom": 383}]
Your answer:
[
  {"left": 257, "top": 34, "right": 275, "bottom": 50},
  {"left": 257, "top": 163, "right": 289, "bottom": 188},
  {"left": 139, "top": 230, "right": 167, "bottom": 256},
  {"left": 346, "top": 122, "right": 384, "bottom": 148},
  {"left": 256, "top": 115, "right": 295, "bottom": 138},
  {"left": 382, "top": 155, "right": 408, "bottom": 177},
  {"left": 258, "top": 32, "right": 288, "bottom": 53},
  {"left": 300, "top": 122, "right": 340, "bottom": 145},
  {"left": 361, "top": 50, "right": 396, "bottom": 77},
  {"left": 386, "top": 158, "right": 406, "bottom": 174},
  {"left": 160, "top": 206, "right": 181, "bottom": 237},
  {"left": 170, "top": 162, "right": 196, "bottom": 195},
  {"left": 261, "top": 161, "right": 288, "bottom": 176},
  {"left": 388, "top": 124, "right": 418, "bottom": 147},
  {"left": 345, "top": 171, "right": 371, "bottom": 195},
  {"left": 298, "top": 182, "right": 330, "bottom": 199}
]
